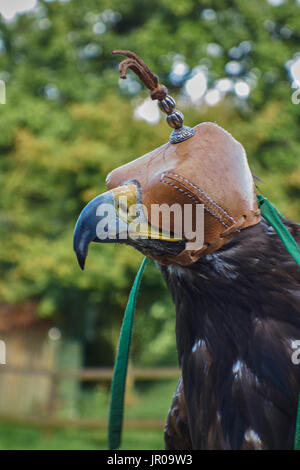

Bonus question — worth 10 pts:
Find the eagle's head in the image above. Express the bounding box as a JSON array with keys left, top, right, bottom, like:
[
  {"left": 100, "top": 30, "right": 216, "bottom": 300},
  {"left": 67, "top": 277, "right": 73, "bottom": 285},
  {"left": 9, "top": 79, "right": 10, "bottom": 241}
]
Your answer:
[{"left": 73, "top": 122, "right": 261, "bottom": 270}]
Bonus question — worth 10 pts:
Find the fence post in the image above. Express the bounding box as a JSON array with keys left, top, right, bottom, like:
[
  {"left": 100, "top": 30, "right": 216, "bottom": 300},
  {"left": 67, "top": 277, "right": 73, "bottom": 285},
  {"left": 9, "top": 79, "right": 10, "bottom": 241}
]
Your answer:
[{"left": 56, "top": 339, "right": 82, "bottom": 418}]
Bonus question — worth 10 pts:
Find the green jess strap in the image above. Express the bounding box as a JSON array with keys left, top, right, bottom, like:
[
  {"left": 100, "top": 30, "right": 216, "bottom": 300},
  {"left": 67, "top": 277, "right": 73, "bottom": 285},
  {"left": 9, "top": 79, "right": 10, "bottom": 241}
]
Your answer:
[
  {"left": 257, "top": 195, "right": 300, "bottom": 268},
  {"left": 296, "top": 399, "right": 300, "bottom": 450},
  {"left": 107, "top": 195, "right": 300, "bottom": 450},
  {"left": 108, "top": 256, "right": 148, "bottom": 450}
]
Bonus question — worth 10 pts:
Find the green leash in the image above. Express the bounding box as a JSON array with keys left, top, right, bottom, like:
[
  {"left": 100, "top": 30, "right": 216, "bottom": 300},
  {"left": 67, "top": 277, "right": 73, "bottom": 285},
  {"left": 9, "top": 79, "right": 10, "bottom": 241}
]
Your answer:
[
  {"left": 108, "top": 256, "right": 148, "bottom": 450},
  {"left": 296, "top": 398, "right": 300, "bottom": 450},
  {"left": 257, "top": 195, "right": 300, "bottom": 268},
  {"left": 107, "top": 195, "right": 300, "bottom": 450}
]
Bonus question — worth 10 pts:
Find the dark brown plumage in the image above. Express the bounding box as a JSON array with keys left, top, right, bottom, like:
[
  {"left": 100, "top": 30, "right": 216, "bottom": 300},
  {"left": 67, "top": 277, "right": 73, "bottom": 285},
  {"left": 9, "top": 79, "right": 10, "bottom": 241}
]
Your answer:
[{"left": 161, "top": 218, "right": 300, "bottom": 449}]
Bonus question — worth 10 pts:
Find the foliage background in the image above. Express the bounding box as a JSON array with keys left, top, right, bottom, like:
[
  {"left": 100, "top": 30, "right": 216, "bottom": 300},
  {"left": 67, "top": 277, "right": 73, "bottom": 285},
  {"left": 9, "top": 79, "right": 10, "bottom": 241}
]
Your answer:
[{"left": 0, "top": 0, "right": 299, "bottom": 449}]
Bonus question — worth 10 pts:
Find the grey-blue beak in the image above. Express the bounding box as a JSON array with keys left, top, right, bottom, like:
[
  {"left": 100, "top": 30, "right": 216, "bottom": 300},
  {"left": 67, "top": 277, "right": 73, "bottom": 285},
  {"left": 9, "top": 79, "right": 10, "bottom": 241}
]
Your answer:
[{"left": 73, "top": 190, "right": 128, "bottom": 270}]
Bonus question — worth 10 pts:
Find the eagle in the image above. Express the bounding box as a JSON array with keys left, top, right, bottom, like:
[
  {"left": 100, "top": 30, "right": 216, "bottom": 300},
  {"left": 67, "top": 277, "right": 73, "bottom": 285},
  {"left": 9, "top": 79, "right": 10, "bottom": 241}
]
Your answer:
[
  {"left": 73, "top": 51, "right": 300, "bottom": 450},
  {"left": 73, "top": 121, "right": 300, "bottom": 450}
]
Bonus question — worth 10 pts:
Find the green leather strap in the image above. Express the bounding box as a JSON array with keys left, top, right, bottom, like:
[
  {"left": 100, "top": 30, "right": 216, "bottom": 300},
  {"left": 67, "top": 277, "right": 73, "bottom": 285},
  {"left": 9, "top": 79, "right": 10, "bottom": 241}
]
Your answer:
[
  {"left": 108, "top": 256, "right": 148, "bottom": 450},
  {"left": 295, "top": 397, "right": 300, "bottom": 450},
  {"left": 257, "top": 195, "right": 300, "bottom": 267}
]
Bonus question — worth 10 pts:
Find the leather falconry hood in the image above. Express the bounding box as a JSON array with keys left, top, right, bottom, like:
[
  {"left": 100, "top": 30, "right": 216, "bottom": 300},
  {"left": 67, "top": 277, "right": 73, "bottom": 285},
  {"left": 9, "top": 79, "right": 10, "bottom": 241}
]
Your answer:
[{"left": 74, "top": 50, "right": 261, "bottom": 268}]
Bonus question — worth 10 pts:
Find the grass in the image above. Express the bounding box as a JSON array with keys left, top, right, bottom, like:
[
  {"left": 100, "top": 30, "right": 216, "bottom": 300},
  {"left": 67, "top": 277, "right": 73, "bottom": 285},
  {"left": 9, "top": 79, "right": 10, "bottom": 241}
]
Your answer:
[
  {"left": 0, "top": 380, "right": 178, "bottom": 450},
  {"left": 79, "top": 379, "right": 177, "bottom": 419},
  {"left": 0, "top": 425, "right": 164, "bottom": 450}
]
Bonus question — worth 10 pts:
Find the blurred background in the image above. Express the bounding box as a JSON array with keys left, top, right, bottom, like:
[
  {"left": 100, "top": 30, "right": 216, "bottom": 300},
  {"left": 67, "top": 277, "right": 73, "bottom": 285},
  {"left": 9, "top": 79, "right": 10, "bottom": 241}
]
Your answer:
[{"left": 0, "top": 0, "right": 299, "bottom": 450}]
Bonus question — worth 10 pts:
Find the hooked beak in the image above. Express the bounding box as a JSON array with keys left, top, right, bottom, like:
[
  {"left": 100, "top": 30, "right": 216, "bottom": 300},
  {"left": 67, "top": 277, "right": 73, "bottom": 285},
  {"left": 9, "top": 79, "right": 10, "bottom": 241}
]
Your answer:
[
  {"left": 73, "top": 190, "right": 128, "bottom": 270},
  {"left": 73, "top": 183, "right": 184, "bottom": 270}
]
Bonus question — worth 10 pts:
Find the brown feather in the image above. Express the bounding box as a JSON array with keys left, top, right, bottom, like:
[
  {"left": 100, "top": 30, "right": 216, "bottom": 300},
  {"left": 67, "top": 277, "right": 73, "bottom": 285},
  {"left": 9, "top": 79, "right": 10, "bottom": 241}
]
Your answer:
[{"left": 161, "top": 218, "right": 300, "bottom": 449}]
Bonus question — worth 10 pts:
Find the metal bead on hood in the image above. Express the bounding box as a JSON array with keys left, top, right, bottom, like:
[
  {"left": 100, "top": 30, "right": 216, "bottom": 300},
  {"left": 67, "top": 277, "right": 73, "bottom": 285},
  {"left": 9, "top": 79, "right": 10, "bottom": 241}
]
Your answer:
[
  {"left": 166, "top": 110, "right": 184, "bottom": 129},
  {"left": 158, "top": 95, "right": 176, "bottom": 114},
  {"left": 158, "top": 94, "right": 195, "bottom": 144}
]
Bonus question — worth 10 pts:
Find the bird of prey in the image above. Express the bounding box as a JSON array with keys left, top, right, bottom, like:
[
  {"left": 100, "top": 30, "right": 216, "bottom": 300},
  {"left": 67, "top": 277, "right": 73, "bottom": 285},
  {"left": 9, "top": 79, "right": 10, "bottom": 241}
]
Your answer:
[{"left": 73, "top": 51, "right": 300, "bottom": 450}]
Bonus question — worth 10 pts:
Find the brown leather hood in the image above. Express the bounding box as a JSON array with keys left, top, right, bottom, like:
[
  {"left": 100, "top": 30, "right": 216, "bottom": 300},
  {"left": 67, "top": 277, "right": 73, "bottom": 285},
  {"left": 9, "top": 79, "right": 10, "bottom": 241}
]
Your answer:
[{"left": 105, "top": 122, "right": 261, "bottom": 266}]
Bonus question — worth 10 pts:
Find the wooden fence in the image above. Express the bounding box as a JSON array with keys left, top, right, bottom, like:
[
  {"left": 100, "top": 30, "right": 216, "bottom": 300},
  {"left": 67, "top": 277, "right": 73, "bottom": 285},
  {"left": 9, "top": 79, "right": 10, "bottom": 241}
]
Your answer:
[{"left": 0, "top": 366, "right": 180, "bottom": 430}]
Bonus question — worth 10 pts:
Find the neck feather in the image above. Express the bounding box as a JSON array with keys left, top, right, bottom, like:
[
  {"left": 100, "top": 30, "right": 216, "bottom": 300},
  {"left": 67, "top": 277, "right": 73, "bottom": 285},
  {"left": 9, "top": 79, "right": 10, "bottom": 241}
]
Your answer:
[{"left": 159, "top": 219, "right": 300, "bottom": 364}]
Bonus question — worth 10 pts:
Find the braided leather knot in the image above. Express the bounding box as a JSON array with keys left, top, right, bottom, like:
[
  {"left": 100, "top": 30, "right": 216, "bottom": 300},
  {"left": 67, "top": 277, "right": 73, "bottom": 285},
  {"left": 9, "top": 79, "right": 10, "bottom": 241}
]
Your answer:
[
  {"left": 150, "top": 84, "right": 168, "bottom": 101},
  {"left": 112, "top": 49, "right": 195, "bottom": 143},
  {"left": 112, "top": 49, "right": 168, "bottom": 101}
]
